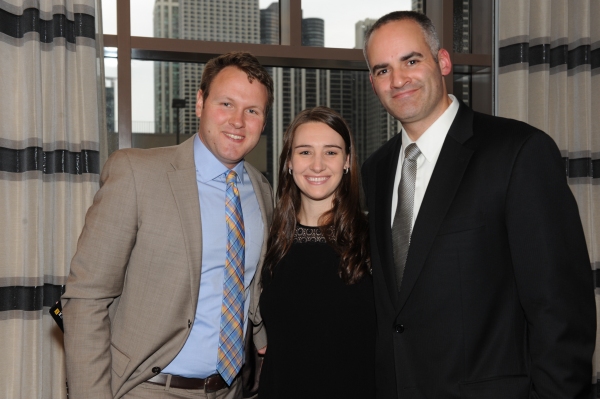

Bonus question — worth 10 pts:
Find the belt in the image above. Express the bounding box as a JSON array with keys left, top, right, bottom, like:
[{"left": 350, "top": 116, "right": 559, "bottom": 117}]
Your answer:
[{"left": 147, "top": 373, "right": 228, "bottom": 392}]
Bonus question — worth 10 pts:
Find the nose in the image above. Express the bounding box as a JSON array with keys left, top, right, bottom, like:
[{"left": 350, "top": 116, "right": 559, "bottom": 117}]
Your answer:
[
  {"left": 310, "top": 155, "right": 325, "bottom": 172},
  {"left": 229, "top": 110, "right": 244, "bottom": 129},
  {"left": 391, "top": 68, "right": 410, "bottom": 89}
]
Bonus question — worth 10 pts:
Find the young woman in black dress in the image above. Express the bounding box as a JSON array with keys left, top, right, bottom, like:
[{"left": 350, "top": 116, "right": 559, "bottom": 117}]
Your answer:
[{"left": 258, "top": 106, "right": 375, "bottom": 398}]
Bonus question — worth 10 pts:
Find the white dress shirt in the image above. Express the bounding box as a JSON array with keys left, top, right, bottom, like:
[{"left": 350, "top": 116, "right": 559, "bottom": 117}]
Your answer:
[{"left": 391, "top": 95, "right": 459, "bottom": 228}]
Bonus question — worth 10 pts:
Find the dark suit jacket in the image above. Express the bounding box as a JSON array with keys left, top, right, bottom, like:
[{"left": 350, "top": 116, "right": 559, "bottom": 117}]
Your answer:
[
  {"left": 361, "top": 102, "right": 595, "bottom": 399},
  {"left": 62, "top": 135, "right": 273, "bottom": 399}
]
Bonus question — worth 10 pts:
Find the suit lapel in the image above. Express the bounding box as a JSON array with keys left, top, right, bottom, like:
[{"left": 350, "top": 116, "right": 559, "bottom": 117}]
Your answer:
[
  {"left": 167, "top": 136, "right": 203, "bottom": 307},
  {"left": 396, "top": 103, "right": 475, "bottom": 312},
  {"left": 245, "top": 163, "right": 273, "bottom": 276},
  {"left": 374, "top": 134, "right": 403, "bottom": 305},
  {"left": 243, "top": 162, "right": 273, "bottom": 328}
]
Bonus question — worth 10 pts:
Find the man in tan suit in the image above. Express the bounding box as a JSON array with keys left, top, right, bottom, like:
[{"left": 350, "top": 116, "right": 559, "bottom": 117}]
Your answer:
[{"left": 62, "top": 52, "right": 274, "bottom": 399}]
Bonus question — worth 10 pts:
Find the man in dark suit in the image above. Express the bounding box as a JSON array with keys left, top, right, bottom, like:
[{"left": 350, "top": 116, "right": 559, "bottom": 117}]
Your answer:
[{"left": 361, "top": 11, "right": 595, "bottom": 399}]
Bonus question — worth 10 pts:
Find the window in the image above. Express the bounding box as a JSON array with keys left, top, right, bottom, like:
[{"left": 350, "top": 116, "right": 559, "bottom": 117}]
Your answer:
[{"left": 105, "top": 0, "right": 494, "bottom": 171}]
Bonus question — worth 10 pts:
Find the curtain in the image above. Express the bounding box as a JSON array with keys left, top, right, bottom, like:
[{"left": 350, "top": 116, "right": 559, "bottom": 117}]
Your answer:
[
  {"left": 497, "top": 0, "right": 599, "bottom": 391},
  {"left": 0, "top": 0, "right": 104, "bottom": 397}
]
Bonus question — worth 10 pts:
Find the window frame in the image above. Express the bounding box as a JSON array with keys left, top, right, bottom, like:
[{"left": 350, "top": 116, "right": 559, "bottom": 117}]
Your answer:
[{"left": 108, "top": 0, "right": 493, "bottom": 149}]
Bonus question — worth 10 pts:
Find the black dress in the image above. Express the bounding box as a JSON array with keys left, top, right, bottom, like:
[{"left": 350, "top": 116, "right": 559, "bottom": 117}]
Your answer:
[{"left": 258, "top": 225, "right": 375, "bottom": 399}]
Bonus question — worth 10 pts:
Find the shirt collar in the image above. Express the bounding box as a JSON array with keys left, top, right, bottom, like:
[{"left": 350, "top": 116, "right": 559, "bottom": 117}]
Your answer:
[
  {"left": 401, "top": 94, "right": 459, "bottom": 163},
  {"left": 193, "top": 134, "right": 246, "bottom": 184}
]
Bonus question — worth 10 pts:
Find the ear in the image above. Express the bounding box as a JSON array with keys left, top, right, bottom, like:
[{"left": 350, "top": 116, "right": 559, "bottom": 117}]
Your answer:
[
  {"left": 369, "top": 74, "right": 377, "bottom": 95},
  {"left": 195, "top": 90, "right": 204, "bottom": 118},
  {"left": 262, "top": 118, "right": 267, "bottom": 133},
  {"left": 437, "top": 48, "right": 452, "bottom": 76},
  {"left": 344, "top": 154, "right": 350, "bottom": 169}
]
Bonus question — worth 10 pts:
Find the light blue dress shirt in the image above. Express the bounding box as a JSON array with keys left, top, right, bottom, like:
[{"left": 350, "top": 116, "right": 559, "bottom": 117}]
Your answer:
[{"left": 162, "top": 135, "right": 264, "bottom": 378}]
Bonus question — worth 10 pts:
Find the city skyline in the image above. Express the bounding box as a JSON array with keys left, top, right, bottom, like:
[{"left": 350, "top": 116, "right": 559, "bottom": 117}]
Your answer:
[
  {"left": 153, "top": 0, "right": 262, "bottom": 137},
  {"left": 104, "top": 1, "right": 411, "bottom": 48},
  {"left": 149, "top": 0, "right": 388, "bottom": 183},
  {"left": 106, "top": 1, "right": 411, "bottom": 133}
]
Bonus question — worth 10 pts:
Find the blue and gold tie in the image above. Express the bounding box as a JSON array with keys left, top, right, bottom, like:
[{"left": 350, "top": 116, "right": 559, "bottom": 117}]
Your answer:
[{"left": 216, "top": 170, "right": 245, "bottom": 385}]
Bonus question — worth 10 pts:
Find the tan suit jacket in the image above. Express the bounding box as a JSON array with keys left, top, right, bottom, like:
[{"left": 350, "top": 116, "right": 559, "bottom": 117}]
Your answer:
[{"left": 62, "top": 135, "right": 273, "bottom": 399}]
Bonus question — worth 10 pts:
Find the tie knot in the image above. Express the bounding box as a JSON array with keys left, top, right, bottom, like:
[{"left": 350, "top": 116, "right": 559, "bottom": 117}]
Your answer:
[
  {"left": 226, "top": 170, "right": 238, "bottom": 185},
  {"left": 405, "top": 143, "right": 421, "bottom": 161}
]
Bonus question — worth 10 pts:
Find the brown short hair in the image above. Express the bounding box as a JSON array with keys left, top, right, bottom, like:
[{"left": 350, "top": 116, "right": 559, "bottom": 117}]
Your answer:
[
  {"left": 200, "top": 52, "right": 274, "bottom": 115},
  {"left": 363, "top": 11, "right": 440, "bottom": 68}
]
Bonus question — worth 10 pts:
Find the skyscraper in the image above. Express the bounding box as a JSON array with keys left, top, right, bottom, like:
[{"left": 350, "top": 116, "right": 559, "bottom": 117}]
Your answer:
[
  {"left": 153, "top": 1, "right": 402, "bottom": 183},
  {"left": 260, "top": 4, "right": 337, "bottom": 185},
  {"left": 180, "top": 0, "right": 260, "bottom": 134},
  {"left": 302, "top": 18, "right": 324, "bottom": 47},
  {"left": 355, "top": 18, "right": 376, "bottom": 49},
  {"left": 259, "top": 5, "right": 398, "bottom": 184},
  {"left": 153, "top": 0, "right": 180, "bottom": 134},
  {"left": 153, "top": 0, "right": 260, "bottom": 136},
  {"left": 412, "top": 0, "right": 425, "bottom": 13},
  {"left": 260, "top": 2, "right": 279, "bottom": 45},
  {"left": 353, "top": 18, "right": 400, "bottom": 164}
]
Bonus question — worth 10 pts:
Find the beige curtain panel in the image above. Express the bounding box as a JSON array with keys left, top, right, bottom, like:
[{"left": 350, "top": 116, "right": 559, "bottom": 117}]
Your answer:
[
  {"left": 0, "top": 0, "right": 103, "bottom": 397},
  {"left": 498, "top": 0, "right": 600, "bottom": 390}
]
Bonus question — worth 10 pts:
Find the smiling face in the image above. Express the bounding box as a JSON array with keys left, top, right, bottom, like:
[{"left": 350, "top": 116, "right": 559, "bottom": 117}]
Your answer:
[
  {"left": 367, "top": 19, "right": 452, "bottom": 139},
  {"left": 288, "top": 122, "right": 350, "bottom": 210},
  {"left": 196, "top": 66, "right": 269, "bottom": 169}
]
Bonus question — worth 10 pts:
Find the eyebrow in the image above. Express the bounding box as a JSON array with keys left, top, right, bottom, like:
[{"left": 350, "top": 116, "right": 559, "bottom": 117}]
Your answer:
[
  {"left": 400, "top": 51, "right": 424, "bottom": 61},
  {"left": 214, "top": 95, "right": 265, "bottom": 111},
  {"left": 294, "top": 144, "right": 344, "bottom": 150},
  {"left": 294, "top": 144, "right": 343, "bottom": 151},
  {"left": 371, "top": 51, "right": 425, "bottom": 72},
  {"left": 371, "top": 62, "right": 389, "bottom": 73},
  {"left": 214, "top": 95, "right": 234, "bottom": 103}
]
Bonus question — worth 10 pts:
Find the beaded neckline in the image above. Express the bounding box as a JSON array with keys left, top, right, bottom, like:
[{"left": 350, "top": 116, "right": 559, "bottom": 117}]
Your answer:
[{"left": 294, "top": 224, "right": 327, "bottom": 243}]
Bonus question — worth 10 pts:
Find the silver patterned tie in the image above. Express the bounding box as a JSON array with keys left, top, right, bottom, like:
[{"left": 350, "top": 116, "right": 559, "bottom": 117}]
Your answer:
[{"left": 392, "top": 143, "right": 421, "bottom": 291}]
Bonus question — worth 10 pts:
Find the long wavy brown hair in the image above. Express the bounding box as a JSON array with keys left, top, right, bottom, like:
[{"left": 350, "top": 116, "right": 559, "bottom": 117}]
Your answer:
[{"left": 263, "top": 106, "right": 370, "bottom": 285}]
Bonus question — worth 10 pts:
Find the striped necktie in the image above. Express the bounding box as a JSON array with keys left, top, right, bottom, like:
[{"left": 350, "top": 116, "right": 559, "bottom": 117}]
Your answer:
[
  {"left": 216, "top": 170, "right": 245, "bottom": 385},
  {"left": 392, "top": 143, "right": 421, "bottom": 291}
]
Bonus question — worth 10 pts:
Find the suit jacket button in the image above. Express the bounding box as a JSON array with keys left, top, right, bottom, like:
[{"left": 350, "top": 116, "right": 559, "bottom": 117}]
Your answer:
[
  {"left": 395, "top": 324, "right": 404, "bottom": 333},
  {"left": 152, "top": 367, "right": 161, "bottom": 374}
]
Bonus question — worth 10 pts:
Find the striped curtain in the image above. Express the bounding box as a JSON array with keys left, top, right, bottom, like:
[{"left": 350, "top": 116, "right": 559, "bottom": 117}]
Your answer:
[
  {"left": 497, "top": 0, "right": 600, "bottom": 390},
  {"left": 0, "top": 1, "right": 103, "bottom": 398}
]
